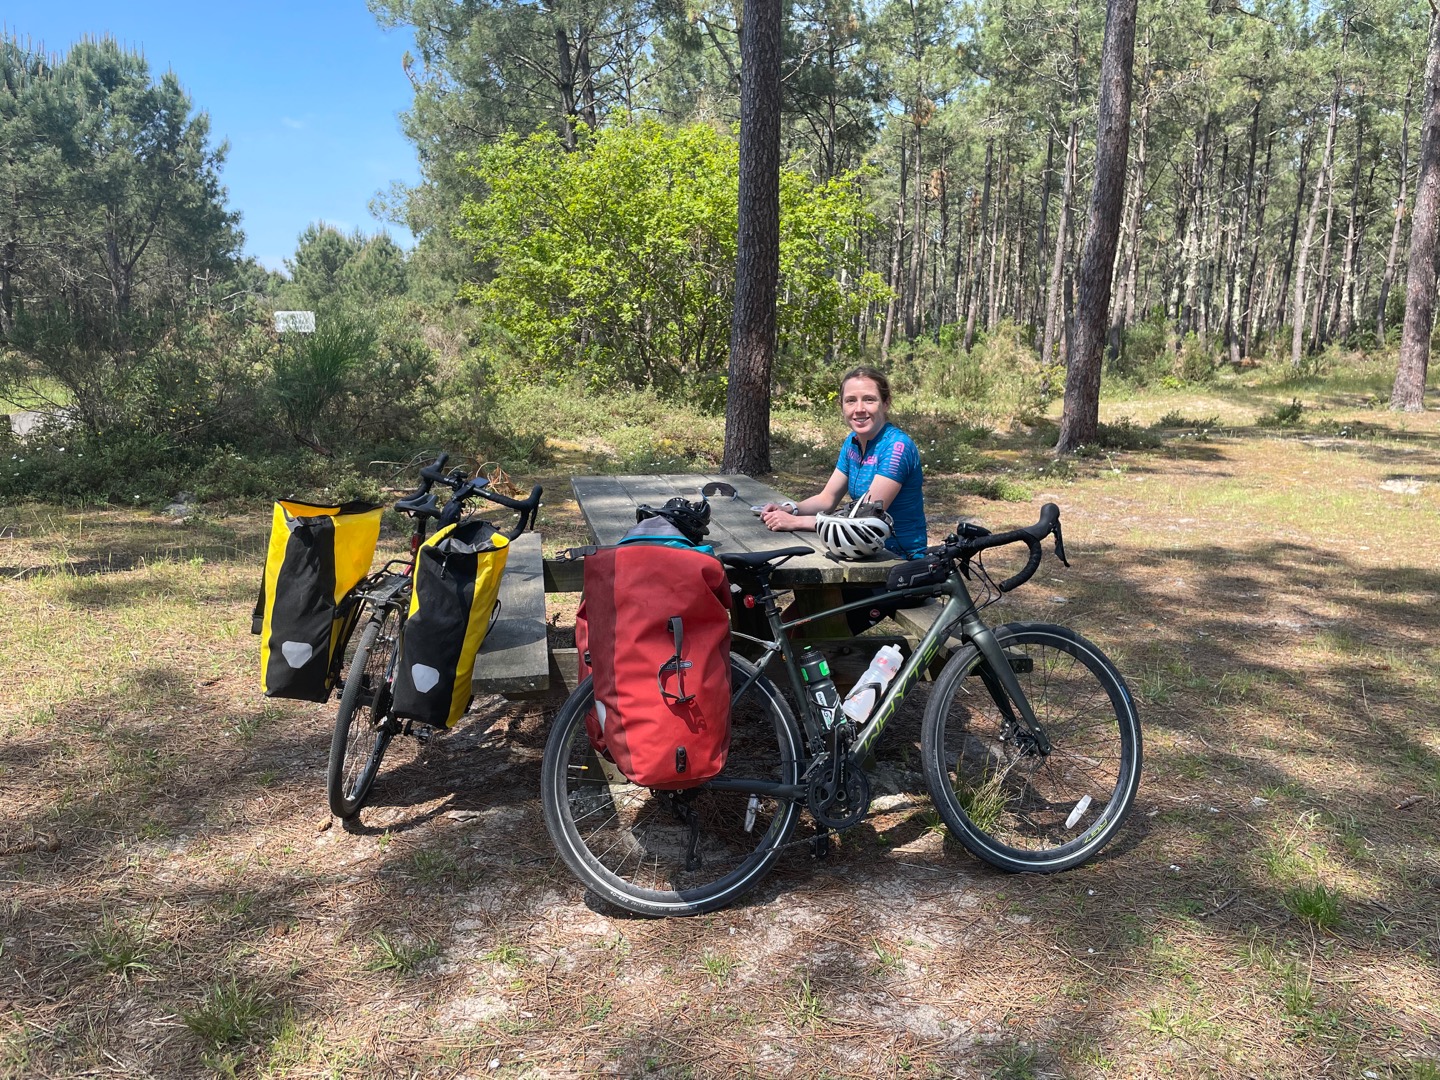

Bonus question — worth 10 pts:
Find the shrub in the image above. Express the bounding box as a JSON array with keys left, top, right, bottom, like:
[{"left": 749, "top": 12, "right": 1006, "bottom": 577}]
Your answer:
[
  {"left": 1259, "top": 398, "right": 1306, "bottom": 427},
  {"left": 974, "top": 320, "right": 1057, "bottom": 423},
  {"left": 1109, "top": 310, "right": 1171, "bottom": 384},
  {"left": 1174, "top": 333, "right": 1215, "bottom": 383}
]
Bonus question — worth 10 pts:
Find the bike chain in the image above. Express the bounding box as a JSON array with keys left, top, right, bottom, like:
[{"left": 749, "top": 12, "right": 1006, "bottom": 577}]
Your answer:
[{"left": 757, "top": 789, "right": 941, "bottom": 856}]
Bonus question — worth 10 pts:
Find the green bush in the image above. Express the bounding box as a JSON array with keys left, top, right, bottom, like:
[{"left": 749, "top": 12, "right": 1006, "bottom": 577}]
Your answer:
[
  {"left": 1110, "top": 310, "right": 1171, "bottom": 384},
  {"left": 1174, "top": 333, "right": 1215, "bottom": 383},
  {"left": 1259, "top": 398, "right": 1305, "bottom": 427}
]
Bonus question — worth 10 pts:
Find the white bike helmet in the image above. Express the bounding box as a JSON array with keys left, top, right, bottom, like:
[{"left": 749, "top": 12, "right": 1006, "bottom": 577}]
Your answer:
[{"left": 815, "top": 500, "right": 894, "bottom": 560}]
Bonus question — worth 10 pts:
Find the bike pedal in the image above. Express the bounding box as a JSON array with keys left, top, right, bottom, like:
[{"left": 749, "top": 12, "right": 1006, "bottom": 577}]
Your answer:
[
  {"left": 412, "top": 724, "right": 432, "bottom": 743},
  {"left": 811, "top": 831, "right": 832, "bottom": 859}
]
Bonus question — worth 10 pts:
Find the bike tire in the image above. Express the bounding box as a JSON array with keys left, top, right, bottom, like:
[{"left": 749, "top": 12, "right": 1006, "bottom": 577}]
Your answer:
[
  {"left": 920, "top": 622, "right": 1142, "bottom": 873},
  {"left": 540, "top": 654, "right": 803, "bottom": 917},
  {"left": 327, "top": 606, "right": 401, "bottom": 819}
]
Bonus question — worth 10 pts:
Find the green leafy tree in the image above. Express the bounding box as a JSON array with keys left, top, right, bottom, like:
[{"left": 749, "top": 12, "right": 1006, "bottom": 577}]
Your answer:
[
  {"left": 0, "top": 34, "right": 239, "bottom": 436},
  {"left": 455, "top": 119, "right": 885, "bottom": 409}
]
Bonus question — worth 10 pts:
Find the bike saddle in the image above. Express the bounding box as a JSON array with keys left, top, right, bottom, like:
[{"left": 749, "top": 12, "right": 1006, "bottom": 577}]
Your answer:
[{"left": 718, "top": 547, "right": 812, "bottom": 571}]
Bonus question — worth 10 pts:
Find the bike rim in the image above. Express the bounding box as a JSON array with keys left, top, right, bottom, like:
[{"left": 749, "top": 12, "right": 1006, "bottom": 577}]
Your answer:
[
  {"left": 938, "top": 634, "right": 1137, "bottom": 860},
  {"left": 554, "top": 669, "right": 801, "bottom": 912}
]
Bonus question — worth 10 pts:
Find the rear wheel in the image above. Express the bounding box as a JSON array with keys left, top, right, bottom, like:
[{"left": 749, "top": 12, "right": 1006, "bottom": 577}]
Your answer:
[
  {"left": 327, "top": 606, "right": 402, "bottom": 819},
  {"left": 540, "top": 654, "right": 803, "bottom": 917},
  {"left": 920, "top": 622, "right": 1141, "bottom": 872}
]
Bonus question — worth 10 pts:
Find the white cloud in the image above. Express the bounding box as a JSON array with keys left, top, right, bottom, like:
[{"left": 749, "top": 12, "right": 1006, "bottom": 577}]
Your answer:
[{"left": 281, "top": 116, "right": 306, "bottom": 130}]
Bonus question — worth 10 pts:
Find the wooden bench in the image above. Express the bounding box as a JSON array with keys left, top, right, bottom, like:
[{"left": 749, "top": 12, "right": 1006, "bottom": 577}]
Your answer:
[{"left": 472, "top": 532, "right": 550, "bottom": 697}]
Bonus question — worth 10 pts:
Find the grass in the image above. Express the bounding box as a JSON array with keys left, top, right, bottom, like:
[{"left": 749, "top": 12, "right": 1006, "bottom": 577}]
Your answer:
[
  {"left": 77, "top": 911, "right": 157, "bottom": 981},
  {"left": 1284, "top": 882, "right": 1344, "bottom": 929},
  {"left": 364, "top": 932, "right": 440, "bottom": 974},
  {"left": 1, "top": 351, "right": 1438, "bottom": 1077},
  {"left": 181, "top": 977, "right": 276, "bottom": 1049}
]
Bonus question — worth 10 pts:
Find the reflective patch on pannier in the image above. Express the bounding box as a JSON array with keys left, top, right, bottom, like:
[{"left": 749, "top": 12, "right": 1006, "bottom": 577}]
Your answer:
[{"left": 255, "top": 499, "right": 381, "bottom": 701}]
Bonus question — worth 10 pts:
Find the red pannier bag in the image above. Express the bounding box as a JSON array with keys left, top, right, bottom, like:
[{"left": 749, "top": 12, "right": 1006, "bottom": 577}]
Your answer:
[{"left": 574, "top": 544, "right": 732, "bottom": 789}]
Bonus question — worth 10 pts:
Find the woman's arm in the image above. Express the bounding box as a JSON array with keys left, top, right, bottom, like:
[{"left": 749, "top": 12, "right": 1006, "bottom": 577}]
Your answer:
[
  {"left": 761, "top": 470, "right": 849, "bottom": 533},
  {"left": 862, "top": 475, "right": 903, "bottom": 512}
]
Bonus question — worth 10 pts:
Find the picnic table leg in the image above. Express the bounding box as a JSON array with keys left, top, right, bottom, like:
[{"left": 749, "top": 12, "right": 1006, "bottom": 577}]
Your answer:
[{"left": 784, "top": 584, "right": 853, "bottom": 643}]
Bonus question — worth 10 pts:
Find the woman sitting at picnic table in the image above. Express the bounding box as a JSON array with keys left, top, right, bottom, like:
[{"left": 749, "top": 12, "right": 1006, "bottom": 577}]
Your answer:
[
  {"left": 759, "top": 365, "right": 928, "bottom": 557},
  {"left": 760, "top": 366, "right": 928, "bottom": 632}
]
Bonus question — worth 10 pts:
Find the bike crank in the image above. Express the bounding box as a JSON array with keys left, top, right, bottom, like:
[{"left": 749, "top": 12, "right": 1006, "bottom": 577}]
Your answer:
[{"left": 806, "top": 759, "right": 871, "bottom": 830}]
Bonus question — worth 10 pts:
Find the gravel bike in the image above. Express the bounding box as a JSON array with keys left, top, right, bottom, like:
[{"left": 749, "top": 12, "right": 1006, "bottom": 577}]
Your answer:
[
  {"left": 327, "top": 454, "right": 542, "bottom": 819},
  {"left": 539, "top": 503, "right": 1141, "bottom": 916}
]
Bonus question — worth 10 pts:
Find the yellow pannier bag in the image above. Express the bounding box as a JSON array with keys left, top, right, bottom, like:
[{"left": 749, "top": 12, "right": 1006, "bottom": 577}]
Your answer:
[
  {"left": 253, "top": 499, "right": 382, "bottom": 701},
  {"left": 390, "top": 519, "right": 510, "bottom": 728}
]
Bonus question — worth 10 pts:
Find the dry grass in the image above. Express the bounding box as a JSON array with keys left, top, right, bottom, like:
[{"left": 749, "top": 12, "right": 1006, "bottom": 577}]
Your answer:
[{"left": 2, "top": 370, "right": 1439, "bottom": 1079}]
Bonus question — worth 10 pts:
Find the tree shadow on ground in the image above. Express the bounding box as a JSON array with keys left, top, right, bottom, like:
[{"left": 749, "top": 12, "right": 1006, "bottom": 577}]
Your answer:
[{"left": 4, "top": 520, "right": 1439, "bottom": 1076}]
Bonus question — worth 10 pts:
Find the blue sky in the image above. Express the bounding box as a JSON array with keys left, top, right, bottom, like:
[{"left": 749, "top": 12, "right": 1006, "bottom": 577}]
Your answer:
[{"left": 4, "top": 1, "right": 421, "bottom": 272}]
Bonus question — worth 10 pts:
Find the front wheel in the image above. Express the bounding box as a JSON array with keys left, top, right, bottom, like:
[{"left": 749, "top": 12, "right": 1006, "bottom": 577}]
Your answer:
[
  {"left": 920, "top": 622, "right": 1142, "bottom": 873},
  {"left": 540, "top": 654, "right": 803, "bottom": 917},
  {"left": 327, "top": 606, "right": 401, "bottom": 819}
]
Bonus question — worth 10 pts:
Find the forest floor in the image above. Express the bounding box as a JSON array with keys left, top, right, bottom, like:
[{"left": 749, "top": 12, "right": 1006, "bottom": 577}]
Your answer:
[{"left": 2, "top": 365, "right": 1439, "bottom": 1079}]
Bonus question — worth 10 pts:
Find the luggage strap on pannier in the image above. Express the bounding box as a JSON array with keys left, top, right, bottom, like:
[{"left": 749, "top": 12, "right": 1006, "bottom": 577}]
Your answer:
[{"left": 658, "top": 616, "right": 695, "bottom": 705}]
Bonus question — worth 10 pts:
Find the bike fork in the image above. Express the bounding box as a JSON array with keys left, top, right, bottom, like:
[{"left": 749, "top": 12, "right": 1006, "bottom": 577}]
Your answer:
[{"left": 960, "top": 617, "right": 1051, "bottom": 755}]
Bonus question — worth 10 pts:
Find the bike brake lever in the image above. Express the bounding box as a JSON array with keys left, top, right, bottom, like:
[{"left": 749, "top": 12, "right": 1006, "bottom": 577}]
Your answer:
[{"left": 1052, "top": 521, "right": 1070, "bottom": 566}]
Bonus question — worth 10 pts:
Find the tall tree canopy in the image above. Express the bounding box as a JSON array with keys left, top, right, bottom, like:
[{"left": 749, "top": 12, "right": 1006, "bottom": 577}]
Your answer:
[
  {"left": 374, "top": 0, "right": 1437, "bottom": 434},
  {"left": 0, "top": 35, "right": 239, "bottom": 433}
]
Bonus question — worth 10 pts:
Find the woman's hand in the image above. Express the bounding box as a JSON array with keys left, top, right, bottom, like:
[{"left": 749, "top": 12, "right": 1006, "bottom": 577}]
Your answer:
[
  {"left": 758, "top": 499, "right": 797, "bottom": 515},
  {"left": 761, "top": 505, "right": 810, "bottom": 532}
]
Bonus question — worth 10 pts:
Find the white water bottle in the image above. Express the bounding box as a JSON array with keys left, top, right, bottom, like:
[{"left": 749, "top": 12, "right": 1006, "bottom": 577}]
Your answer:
[{"left": 840, "top": 644, "right": 904, "bottom": 723}]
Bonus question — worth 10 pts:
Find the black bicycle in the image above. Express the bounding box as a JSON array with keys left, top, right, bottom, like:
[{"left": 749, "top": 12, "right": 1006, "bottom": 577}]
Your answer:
[
  {"left": 540, "top": 502, "right": 1141, "bottom": 916},
  {"left": 327, "top": 454, "right": 542, "bottom": 819}
]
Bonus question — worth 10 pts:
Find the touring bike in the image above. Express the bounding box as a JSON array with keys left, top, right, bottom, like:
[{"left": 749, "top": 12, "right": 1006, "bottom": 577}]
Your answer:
[
  {"left": 327, "top": 454, "right": 541, "bottom": 819},
  {"left": 540, "top": 499, "right": 1142, "bottom": 916}
]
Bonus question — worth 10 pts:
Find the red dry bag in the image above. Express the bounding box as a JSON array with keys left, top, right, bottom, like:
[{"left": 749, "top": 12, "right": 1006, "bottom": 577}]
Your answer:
[{"left": 575, "top": 544, "right": 732, "bottom": 789}]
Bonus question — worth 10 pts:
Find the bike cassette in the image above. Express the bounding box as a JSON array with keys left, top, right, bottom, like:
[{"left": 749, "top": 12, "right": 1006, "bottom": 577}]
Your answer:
[{"left": 807, "top": 764, "right": 871, "bottom": 831}]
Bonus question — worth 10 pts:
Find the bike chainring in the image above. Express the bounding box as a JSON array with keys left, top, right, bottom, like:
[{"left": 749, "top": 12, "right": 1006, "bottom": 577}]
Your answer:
[{"left": 807, "top": 760, "right": 872, "bottom": 831}]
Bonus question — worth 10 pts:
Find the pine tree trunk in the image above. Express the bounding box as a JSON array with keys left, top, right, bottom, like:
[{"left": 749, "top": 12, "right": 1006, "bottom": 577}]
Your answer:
[
  {"left": 881, "top": 138, "right": 908, "bottom": 361},
  {"left": 990, "top": 157, "right": 1011, "bottom": 329},
  {"left": 1057, "top": 0, "right": 1137, "bottom": 453},
  {"left": 1108, "top": 86, "right": 1149, "bottom": 363},
  {"left": 964, "top": 139, "right": 994, "bottom": 351},
  {"left": 1041, "top": 114, "right": 1079, "bottom": 367},
  {"left": 1391, "top": 8, "right": 1440, "bottom": 412},
  {"left": 1309, "top": 174, "right": 1337, "bottom": 354},
  {"left": 577, "top": 34, "right": 597, "bottom": 130},
  {"left": 555, "top": 26, "right": 579, "bottom": 150},
  {"left": 1241, "top": 125, "right": 1275, "bottom": 357},
  {"left": 1335, "top": 105, "right": 1364, "bottom": 344},
  {"left": 1278, "top": 129, "right": 1314, "bottom": 338},
  {"left": 1034, "top": 128, "right": 1055, "bottom": 336},
  {"left": 1182, "top": 120, "right": 1212, "bottom": 337},
  {"left": 1292, "top": 44, "right": 1346, "bottom": 369},
  {"left": 1228, "top": 99, "right": 1261, "bottom": 364},
  {"left": 906, "top": 120, "right": 925, "bottom": 341},
  {"left": 722, "top": 0, "right": 782, "bottom": 474},
  {"left": 1378, "top": 74, "right": 1414, "bottom": 343}
]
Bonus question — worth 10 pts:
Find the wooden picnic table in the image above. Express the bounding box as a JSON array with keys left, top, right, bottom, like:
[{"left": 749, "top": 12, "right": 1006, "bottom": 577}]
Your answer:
[
  {"left": 566, "top": 473, "right": 901, "bottom": 586},
  {"left": 556, "top": 474, "right": 949, "bottom": 654}
]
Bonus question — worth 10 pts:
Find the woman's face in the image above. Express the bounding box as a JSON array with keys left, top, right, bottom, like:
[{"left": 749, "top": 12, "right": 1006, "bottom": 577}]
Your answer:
[{"left": 841, "top": 377, "right": 888, "bottom": 442}]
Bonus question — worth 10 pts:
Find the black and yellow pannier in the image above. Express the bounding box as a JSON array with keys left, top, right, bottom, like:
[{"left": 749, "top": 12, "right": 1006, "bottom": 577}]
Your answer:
[
  {"left": 253, "top": 500, "right": 382, "bottom": 701},
  {"left": 390, "top": 519, "right": 510, "bottom": 728}
]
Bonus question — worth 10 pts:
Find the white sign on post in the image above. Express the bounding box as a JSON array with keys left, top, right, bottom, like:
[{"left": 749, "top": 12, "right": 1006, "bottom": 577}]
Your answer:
[{"left": 273, "top": 310, "right": 316, "bottom": 334}]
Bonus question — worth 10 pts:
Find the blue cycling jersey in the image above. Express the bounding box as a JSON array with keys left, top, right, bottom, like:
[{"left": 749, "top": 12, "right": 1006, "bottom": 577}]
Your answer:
[{"left": 836, "top": 423, "right": 927, "bottom": 557}]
